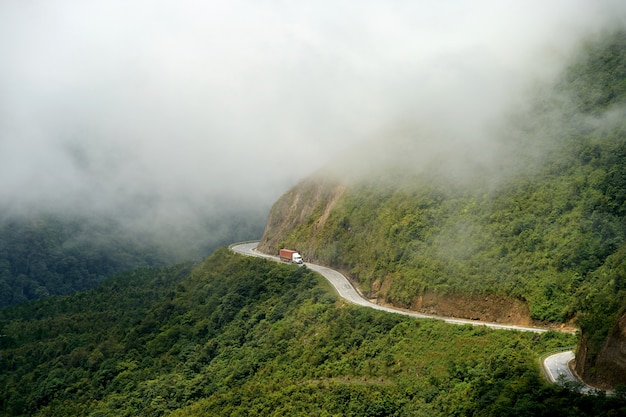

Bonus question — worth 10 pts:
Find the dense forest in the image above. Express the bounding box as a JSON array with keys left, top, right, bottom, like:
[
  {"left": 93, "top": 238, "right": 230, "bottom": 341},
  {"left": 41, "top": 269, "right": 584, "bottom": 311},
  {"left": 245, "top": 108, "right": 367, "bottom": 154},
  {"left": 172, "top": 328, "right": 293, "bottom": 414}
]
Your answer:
[
  {"left": 259, "top": 30, "right": 626, "bottom": 387},
  {"left": 0, "top": 208, "right": 265, "bottom": 309},
  {"left": 2, "top": 248, "right": 625, "bottom": 416},
  {"left": 0, "top": 214, "right": 166, "bottom": 309}
]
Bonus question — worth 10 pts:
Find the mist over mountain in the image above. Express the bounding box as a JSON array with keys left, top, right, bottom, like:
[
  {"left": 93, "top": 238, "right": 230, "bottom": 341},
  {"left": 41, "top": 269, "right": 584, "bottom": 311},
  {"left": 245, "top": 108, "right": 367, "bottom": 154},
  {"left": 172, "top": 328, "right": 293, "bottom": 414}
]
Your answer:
[{"left": 2, "top": 1, "right": 624, "bottom": 220}]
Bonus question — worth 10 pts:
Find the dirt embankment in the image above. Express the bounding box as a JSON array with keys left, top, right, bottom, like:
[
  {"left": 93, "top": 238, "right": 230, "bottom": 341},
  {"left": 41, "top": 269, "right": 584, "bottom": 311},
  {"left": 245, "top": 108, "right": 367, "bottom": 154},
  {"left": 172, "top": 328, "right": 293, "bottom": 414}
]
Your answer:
[
  {"left": 415, "top": 292, "right": 532, "bottom": 325},
  {"left": 368, "top": 278, "right": 574, "bottom": 331}
]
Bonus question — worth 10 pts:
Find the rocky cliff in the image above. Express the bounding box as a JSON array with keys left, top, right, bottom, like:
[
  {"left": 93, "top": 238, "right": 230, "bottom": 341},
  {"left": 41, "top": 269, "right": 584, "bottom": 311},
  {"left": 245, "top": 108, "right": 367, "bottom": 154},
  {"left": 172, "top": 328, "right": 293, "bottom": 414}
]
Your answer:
[
  {"left": 576, "top": 310, "right": 626, "bottom": 389},
  {"left": 258, "top": 177, "right": 346, "bottom": 259}
]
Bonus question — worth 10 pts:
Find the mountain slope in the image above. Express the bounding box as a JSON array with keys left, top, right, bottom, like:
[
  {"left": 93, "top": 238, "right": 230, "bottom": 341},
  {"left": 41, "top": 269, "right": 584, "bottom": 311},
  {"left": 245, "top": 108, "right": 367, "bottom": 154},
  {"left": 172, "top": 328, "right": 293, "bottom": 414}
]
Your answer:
[
  {"left": 259, "top": 31, "right": 626, "bottom": 387},
  {"left": 7, "top": 247, "right": 626, "bottom": 416}
]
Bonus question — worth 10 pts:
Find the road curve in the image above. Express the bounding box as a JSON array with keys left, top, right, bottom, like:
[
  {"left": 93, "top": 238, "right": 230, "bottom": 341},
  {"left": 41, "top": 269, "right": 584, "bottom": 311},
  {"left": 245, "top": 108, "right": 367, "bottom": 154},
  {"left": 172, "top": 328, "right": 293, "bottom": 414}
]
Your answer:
[
  {"left": 231, "top": 241, "right": 549, "bottom": 333},
  {"left": 543, "top": 352, "right": 578, "bottom": 384}
]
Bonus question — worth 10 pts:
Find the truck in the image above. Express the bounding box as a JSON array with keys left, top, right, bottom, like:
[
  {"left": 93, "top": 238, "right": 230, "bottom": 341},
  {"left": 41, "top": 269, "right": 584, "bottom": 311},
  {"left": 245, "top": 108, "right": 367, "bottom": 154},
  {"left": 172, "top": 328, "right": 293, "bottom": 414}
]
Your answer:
[{"left": 279, "top": 248, "right": 303, "bottom": 264}]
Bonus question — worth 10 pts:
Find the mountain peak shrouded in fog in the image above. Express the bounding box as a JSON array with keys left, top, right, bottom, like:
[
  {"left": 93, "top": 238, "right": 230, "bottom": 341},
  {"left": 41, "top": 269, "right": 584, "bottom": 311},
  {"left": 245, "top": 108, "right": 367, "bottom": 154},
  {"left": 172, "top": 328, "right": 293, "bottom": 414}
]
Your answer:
[{"left": 1, "top": 1, "right": 624, "bottom": 239}]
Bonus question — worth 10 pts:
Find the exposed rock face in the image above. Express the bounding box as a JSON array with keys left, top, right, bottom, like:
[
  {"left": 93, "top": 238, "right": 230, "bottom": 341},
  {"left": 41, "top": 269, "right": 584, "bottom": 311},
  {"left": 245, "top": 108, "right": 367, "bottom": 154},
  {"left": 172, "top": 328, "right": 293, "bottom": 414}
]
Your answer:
[
  {"left": 576, "top": 312, "right": 626, "bottom": 389},
  {"left": 258, "top": 177, "right": 346, "bottom": 257}
]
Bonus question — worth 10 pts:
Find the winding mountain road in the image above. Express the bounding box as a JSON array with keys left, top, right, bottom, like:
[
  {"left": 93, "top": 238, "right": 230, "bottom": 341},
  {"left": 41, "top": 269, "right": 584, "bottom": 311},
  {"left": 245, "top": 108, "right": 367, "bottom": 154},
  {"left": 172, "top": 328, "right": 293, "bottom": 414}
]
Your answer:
[
  {"left": 542, "top": 351, "right": 589, "bottom": 391},
  {"left": 230, "top": 241, "right": 584, "bottom": 389}
]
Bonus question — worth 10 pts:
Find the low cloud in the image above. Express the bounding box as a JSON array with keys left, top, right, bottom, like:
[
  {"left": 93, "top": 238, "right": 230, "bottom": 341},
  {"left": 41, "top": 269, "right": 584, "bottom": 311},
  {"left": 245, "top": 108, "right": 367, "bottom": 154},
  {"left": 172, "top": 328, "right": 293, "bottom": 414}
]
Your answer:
[{"left": 0, "top": 0, "right": 624, "bottom": 249}]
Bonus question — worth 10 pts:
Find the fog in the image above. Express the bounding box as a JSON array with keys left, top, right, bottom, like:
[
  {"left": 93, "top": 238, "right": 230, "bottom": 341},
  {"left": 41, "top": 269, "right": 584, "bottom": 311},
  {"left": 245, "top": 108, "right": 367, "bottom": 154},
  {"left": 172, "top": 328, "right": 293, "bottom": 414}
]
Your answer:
[{"left": 1, "top": 0, "right": 624, "bottom": 255}]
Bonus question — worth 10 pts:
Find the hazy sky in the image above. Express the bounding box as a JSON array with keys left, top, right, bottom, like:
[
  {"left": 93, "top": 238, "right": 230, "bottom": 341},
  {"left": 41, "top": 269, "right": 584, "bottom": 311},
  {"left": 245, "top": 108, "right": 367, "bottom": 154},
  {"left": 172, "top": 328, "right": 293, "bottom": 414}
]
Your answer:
[{"left": 1, "top": 0, "right": 624, "bottom": 219}]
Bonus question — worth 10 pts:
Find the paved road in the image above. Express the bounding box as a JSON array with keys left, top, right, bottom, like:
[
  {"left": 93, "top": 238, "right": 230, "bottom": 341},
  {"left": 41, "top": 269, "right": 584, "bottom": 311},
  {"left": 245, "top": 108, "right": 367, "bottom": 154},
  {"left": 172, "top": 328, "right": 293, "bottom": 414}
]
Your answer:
[
  {"left": 542, "top": 351, "right": 592, "bottom": 393},
  {"left": 231, "top": 241, "right": 548, "bottom": 333}
]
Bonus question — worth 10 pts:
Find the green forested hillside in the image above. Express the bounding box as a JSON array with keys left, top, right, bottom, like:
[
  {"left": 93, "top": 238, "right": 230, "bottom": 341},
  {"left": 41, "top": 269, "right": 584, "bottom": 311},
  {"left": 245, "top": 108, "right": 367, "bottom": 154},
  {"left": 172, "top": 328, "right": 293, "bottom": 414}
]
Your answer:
[
  {"left": 259, "top": 30, "right": 626, "bottom": 387},
  {"left": 3, "top": 248, "right": 624, "bottom": 416},
  {"left": 263, "top": 31, "right": 626, "bottom": 321}
]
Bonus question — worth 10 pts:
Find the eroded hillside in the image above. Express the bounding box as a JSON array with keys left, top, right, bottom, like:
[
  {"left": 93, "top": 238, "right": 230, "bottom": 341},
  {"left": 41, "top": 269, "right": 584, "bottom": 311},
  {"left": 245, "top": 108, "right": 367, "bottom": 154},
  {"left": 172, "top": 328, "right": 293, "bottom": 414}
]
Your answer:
[{"left": 258, "top": 178, "right": 346, "bottom": 258}]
